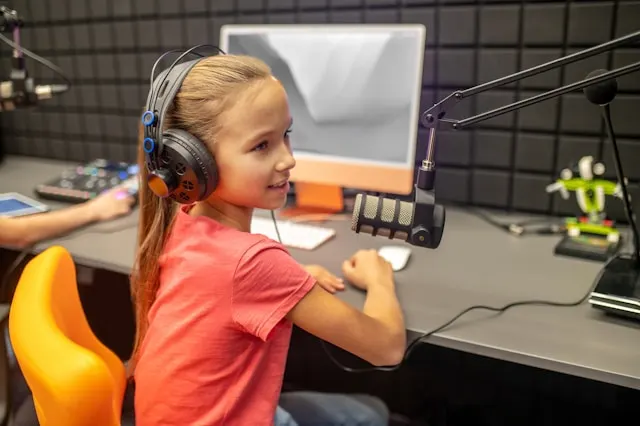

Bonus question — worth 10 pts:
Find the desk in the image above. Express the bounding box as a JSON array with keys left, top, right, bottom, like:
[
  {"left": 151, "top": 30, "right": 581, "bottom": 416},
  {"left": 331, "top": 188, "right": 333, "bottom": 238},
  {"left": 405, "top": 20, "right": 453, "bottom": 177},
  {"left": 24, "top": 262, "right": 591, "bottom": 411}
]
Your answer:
[{"left": 2, "top": 156, "right": 639, "bottom": 391}]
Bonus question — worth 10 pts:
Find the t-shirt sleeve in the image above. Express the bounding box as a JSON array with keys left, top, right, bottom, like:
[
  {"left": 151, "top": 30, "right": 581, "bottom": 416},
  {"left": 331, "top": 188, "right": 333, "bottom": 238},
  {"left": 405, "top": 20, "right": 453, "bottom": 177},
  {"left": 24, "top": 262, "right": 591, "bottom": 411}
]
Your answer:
[{"left": 232, "top": 239, "right": 316, "bottom": 341}]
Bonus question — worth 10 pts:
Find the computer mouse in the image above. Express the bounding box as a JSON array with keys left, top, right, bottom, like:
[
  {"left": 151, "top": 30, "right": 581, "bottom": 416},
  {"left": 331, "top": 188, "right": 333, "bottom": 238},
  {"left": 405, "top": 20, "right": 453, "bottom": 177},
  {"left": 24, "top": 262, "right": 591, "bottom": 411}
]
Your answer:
[{"left": 378, "top": 245, "right": 412, "bottom": 272}]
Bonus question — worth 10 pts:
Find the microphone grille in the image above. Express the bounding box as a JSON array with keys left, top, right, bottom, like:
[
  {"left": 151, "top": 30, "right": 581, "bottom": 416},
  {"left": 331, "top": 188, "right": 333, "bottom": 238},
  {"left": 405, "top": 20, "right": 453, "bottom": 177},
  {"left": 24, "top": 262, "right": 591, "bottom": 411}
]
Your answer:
[
  {"left": 351, "top": 193, "right": 363, "bottom": 231},
  {"left": 380, "top": 198, "right": 396, "bottom": 222},
  {"left": 352, "top": 193, "right": 414, "bottom": 226},
  {"left": 398, "top": 200, "right": 413, "bottom": 226},
  {"left": 363, "top": 194, "right": 379, "bottom": 218}
]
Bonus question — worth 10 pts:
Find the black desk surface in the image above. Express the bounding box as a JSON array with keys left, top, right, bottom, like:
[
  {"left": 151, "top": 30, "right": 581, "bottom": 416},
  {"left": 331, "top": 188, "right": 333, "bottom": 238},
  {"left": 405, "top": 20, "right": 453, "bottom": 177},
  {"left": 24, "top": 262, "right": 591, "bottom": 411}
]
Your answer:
[{"left": 2, "top": 156, "right": 639, "bottom": 390}]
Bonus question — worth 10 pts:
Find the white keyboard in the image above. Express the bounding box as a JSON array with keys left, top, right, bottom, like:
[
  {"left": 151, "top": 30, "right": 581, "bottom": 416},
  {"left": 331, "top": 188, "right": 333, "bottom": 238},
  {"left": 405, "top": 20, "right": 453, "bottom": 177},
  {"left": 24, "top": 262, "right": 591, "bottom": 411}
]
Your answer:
[{"left": 251, "top": 216, "right": 336, "bottom": 250}]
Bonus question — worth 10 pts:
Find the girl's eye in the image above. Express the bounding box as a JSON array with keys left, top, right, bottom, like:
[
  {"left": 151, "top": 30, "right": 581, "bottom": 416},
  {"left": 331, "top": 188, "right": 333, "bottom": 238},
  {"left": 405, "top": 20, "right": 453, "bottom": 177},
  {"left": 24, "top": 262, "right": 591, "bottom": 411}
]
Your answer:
[
  {"left": 284, "top": 128, "right": 292, "bottom": 138},
  {"left": 253, "top": 141, "right": 268, "bottom": 151}
]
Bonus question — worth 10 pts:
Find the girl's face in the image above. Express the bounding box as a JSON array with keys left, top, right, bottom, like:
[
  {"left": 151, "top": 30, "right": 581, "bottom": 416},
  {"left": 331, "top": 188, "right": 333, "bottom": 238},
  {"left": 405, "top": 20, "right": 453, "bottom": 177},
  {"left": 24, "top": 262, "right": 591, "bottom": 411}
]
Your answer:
[{"left": 210, "top": 77, "right": 296, "bottom": 211}]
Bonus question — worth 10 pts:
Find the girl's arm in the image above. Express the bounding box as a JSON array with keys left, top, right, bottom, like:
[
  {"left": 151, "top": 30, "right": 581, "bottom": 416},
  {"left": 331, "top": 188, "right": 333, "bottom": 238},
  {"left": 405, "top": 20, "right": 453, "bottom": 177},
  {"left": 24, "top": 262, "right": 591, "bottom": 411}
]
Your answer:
[{"left": 287, "top": 249, "right": 405, "bottom": 367}]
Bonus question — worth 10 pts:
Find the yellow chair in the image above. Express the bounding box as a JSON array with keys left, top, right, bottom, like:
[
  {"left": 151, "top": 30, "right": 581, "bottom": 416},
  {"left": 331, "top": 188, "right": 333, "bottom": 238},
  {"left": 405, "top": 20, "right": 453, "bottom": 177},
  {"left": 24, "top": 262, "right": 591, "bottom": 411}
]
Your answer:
[{"left": 8, "top": 246, "right": 132, "bottom": 426}]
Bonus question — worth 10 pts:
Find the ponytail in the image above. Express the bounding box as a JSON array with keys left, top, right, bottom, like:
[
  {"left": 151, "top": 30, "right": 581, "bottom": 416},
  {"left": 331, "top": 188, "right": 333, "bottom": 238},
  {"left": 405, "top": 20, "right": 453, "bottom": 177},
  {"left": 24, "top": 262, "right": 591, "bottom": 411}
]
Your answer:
[{"left": 128, "top": 120, "right": 177, "bottom": 377}]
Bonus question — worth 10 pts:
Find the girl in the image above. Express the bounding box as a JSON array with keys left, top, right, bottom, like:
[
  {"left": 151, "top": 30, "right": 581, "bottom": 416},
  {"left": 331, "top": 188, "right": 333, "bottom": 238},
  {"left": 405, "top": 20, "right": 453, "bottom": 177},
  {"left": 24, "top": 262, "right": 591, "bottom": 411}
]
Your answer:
[{"left": 130, "top": 54, "right": 406, "bottom": 426}]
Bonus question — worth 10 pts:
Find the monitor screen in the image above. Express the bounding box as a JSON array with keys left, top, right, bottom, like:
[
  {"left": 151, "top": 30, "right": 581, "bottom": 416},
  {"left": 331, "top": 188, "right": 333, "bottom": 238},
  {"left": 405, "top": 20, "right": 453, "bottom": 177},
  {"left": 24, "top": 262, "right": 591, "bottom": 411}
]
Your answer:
[{"left": 220, "top": 25, "right": 426, "bottom": 194}]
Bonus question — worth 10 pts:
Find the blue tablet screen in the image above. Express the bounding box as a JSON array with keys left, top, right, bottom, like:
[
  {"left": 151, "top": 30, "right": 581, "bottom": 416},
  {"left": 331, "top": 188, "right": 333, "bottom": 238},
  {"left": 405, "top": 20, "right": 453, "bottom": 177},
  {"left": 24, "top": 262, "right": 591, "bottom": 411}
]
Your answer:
[{"left": 0, "top": 199, "right": 33, "bottom": 213}]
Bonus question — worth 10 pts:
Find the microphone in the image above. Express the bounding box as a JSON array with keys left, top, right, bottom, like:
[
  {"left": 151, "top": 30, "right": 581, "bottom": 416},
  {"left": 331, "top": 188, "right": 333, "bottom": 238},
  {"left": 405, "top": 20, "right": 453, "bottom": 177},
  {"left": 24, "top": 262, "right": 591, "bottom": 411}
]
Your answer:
[
  {"left": 0, "top": 80, "right": 68, "bottom": 111},
  {"left": 0, "top": 6, "right": 70, "bottom": 112},
  {"left": 351, "top": 192, "right": 445, "bottom": 249},
  {"left": 351, "top": 129, "right": 446, "bottom": 249}
]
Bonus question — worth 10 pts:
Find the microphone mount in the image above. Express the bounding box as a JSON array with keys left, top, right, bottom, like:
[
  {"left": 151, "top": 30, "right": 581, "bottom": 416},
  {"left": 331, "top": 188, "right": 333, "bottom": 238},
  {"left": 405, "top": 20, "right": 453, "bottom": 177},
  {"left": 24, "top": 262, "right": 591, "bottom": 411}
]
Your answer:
[
  {"left": 0, "top": 6, "right": 31, "bottom": 109},
  {"left": 0, "top": 6, "right": 22, "bottom": 33},
  {"left": 0, "top": 6, "right": 25, "bottom": 71},
  {"left": 0, "top": 6, "right": 24, "bottom": 33},
  {"left": 412, "top": 127, "right": 441, "bottom": 248}
]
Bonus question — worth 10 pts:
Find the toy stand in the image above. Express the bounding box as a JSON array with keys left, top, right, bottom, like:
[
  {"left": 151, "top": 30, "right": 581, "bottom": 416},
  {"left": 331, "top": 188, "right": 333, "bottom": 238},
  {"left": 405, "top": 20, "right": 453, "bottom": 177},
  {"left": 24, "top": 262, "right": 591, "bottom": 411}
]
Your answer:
[{"left": 554, "top": 233, "right": 621, "bottom": 262}]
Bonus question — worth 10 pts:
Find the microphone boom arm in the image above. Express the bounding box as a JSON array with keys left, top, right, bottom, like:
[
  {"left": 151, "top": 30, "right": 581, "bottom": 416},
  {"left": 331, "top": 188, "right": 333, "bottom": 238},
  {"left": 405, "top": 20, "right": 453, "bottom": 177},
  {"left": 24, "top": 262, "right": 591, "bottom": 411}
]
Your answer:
[
  {"left": 421, "top": 30, "right": 640, "bottom": 131},
  {"left": 423, "top": 59, "right": 640, "bottom": 131}
]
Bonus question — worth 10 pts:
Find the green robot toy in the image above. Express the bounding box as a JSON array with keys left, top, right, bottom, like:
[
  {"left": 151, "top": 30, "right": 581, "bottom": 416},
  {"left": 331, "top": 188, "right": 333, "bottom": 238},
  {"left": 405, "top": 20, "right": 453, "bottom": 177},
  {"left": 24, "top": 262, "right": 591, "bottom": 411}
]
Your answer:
[{"left": 546, "top": 155, "right": 626, "bottom": 244}]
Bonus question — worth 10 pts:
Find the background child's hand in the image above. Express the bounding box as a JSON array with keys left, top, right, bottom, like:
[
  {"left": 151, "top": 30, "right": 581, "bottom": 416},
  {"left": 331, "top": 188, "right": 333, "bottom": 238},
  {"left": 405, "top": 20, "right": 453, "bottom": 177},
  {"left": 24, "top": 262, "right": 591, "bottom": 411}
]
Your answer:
[
  {"left": 87, "top": 187, "right": 135, "bottom": 222},
  {"left": 304, "top": 264, "right": 345, "bottom": 294}
]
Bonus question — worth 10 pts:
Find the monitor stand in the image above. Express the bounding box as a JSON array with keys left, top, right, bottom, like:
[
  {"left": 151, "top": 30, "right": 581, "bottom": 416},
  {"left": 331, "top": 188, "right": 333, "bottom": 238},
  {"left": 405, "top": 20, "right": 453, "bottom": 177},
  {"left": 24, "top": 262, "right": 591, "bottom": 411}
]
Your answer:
[
  {"left": 589, "top": 256, "right": 640, "bottom": 320},
  {"left": 279, "top": 182, "right": 344, "bottom": 221}
]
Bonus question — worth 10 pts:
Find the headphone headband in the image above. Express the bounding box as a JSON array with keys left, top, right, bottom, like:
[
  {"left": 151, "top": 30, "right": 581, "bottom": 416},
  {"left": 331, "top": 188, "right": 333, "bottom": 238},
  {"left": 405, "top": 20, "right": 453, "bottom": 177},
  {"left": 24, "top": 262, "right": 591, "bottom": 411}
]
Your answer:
[
  {"left": 141, "top": 45, "right": 225, "bottom": 170},
  {"left": 142, "top": 59, "right": 202, "bottom": 168}
]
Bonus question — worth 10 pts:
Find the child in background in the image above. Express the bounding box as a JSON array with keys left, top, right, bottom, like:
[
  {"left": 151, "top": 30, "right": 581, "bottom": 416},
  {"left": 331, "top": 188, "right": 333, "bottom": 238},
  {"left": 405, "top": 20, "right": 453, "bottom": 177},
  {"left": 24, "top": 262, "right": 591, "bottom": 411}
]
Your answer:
[
  {"left": 0, "top": 187, "right": 134, "bottom": 248},
  {"left": 131, "top": 54, "right": 406, "bottom": 426}
]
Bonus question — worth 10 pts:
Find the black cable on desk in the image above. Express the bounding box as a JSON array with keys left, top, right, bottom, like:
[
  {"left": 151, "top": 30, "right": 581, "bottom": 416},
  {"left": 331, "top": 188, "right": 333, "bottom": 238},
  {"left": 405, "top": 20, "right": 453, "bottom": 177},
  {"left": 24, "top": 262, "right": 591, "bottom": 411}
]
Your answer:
[
  {"left": 461, "top": 205, "right": 566, "bottom": 237},
  {"left": 268, "top": 208, "right": 609, "bottom": 374},
  {"left": 322, "top": 255, "right": 615, "bottom": 374},
  {"left": 321, "top": 283, "right": 595, "bottom": 374}
]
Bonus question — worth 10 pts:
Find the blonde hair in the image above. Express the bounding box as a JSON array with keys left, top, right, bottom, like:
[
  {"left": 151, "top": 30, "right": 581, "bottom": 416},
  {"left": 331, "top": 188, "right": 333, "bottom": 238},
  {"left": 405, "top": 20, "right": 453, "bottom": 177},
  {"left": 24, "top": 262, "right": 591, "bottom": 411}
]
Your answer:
[{"left": 129, "top": 55, "right": 272, "bottom": 376}]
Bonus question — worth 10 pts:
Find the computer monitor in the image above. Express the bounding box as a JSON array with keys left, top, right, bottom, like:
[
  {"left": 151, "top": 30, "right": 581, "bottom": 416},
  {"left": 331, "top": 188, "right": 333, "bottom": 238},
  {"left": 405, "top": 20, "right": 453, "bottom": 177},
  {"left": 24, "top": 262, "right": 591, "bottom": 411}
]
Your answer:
[{"left": 219, "top": 24, "right": 426, "bottom": 215}]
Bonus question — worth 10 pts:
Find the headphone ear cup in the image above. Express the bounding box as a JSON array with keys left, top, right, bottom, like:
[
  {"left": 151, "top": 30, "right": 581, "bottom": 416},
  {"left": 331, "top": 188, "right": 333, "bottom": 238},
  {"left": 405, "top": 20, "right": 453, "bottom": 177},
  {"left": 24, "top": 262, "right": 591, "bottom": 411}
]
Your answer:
[{"left": 161, "top": 129, "right": 218, "bottom": 203}]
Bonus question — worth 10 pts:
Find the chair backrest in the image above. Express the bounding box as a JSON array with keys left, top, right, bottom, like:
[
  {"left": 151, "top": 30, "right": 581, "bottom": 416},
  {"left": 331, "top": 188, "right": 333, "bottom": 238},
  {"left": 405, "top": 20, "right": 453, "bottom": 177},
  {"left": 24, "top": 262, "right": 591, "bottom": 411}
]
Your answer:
[{"left": 8, "top": 246, "right": 126, "bottom": 426}]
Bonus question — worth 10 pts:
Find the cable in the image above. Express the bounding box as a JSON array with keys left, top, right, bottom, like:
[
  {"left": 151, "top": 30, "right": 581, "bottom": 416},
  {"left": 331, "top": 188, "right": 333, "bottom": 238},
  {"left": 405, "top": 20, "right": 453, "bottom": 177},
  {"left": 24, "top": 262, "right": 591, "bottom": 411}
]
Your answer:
[
  {"left": 464, "top": 206, "right": 566, "bottom": 236},
  {"left": 269, "top": 203, "right": 599, "bottom": 374},
  {"left": 319, "top": 282, "right": 593, "bottom": 373},
  {"left": 603, "top": 105, "right": 640, "bottom": 260},
  {"left": 374, "top": 195, "right": 564, "bottom": 236},
  {"left": 440, "top": 200, "right": 566, "bottom": 237},
  {"left": 270, "top": 210, "right": 282, "bottom": 243},
  {"left": 0, "top": 32, "right": 71, "bottom": 89}
]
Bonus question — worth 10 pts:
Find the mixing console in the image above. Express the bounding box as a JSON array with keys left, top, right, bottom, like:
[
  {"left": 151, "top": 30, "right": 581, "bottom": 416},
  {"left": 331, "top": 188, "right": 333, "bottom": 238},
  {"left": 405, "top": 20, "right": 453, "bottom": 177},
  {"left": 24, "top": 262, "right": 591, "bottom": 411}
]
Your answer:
[{"left": 35, "top": 159, "right": 139, "bottom": 204}]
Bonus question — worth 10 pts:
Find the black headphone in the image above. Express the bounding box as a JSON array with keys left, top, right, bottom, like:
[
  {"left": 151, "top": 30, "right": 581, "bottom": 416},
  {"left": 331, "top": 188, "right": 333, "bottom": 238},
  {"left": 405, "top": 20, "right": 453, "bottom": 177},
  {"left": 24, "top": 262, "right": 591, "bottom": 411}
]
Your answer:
[{"left": 140, "top": 45, "right": 226, "bottom": 204}]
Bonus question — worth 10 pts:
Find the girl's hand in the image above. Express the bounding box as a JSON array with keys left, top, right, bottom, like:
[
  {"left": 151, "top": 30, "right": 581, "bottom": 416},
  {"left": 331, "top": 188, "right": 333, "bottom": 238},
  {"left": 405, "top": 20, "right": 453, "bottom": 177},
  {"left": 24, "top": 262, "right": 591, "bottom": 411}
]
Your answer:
[
  {"left": 341, "top": 249, "right": 394, "bottom": 291},
  {"left": 304, "top": 264, "right": 345, "bottom": 294}
]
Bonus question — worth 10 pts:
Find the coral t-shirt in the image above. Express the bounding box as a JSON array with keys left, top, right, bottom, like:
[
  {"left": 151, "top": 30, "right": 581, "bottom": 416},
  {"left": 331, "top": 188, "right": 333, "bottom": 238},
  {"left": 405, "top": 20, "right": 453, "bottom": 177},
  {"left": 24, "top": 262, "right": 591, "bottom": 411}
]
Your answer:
[{"left": 134, "top": 206, "right": 316, "bottom": 425}]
